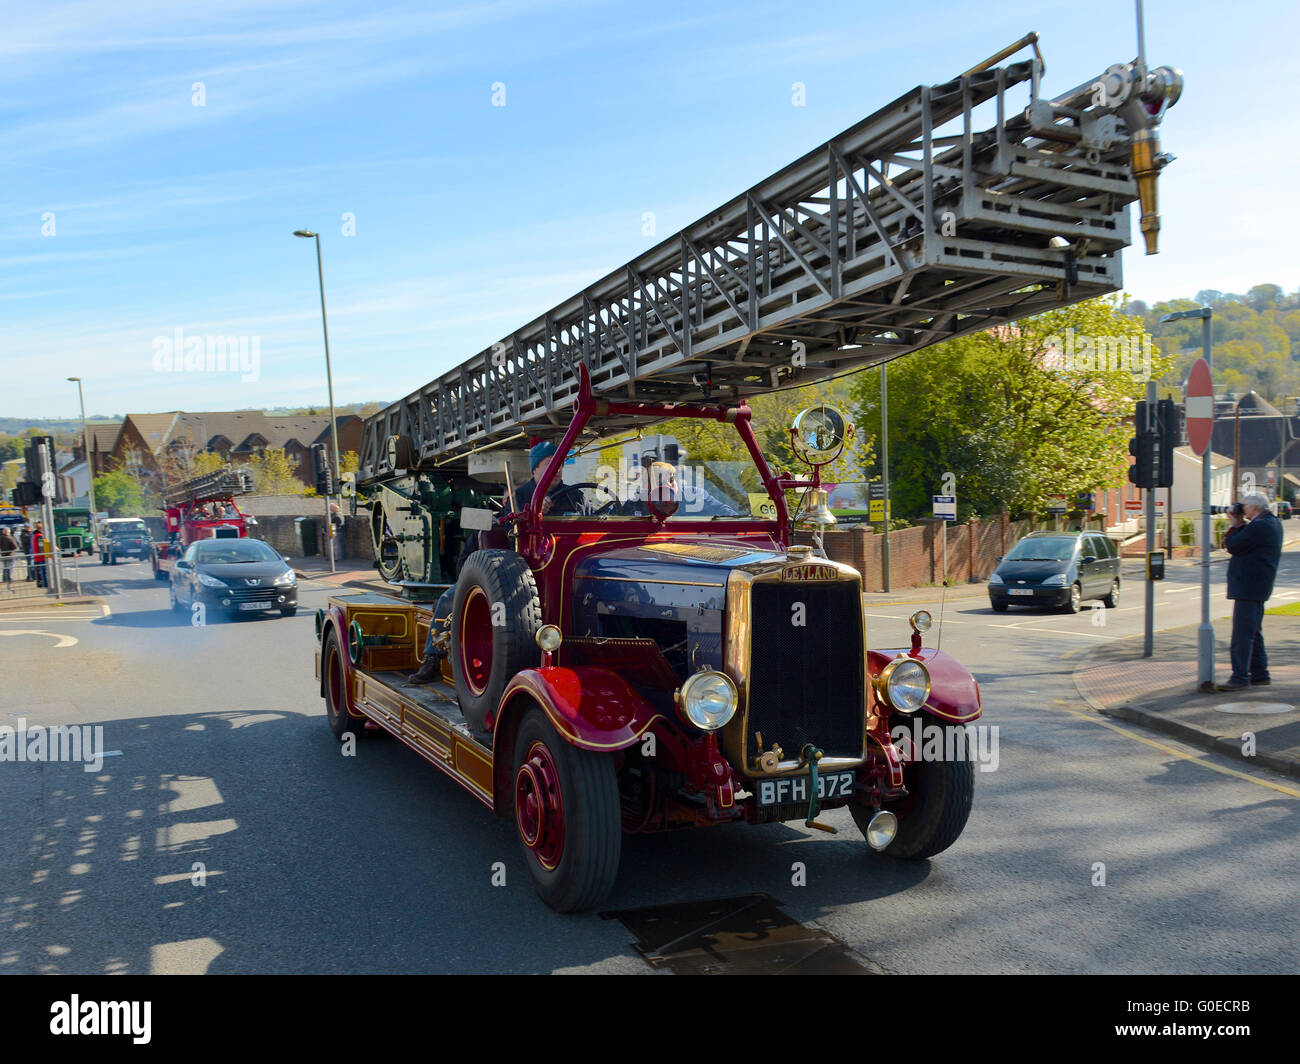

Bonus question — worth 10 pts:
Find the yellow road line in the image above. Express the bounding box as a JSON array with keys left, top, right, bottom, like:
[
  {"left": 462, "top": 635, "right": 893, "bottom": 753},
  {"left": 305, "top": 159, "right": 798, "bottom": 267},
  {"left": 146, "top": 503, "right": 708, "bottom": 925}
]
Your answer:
[{"left": 1050, "top": 699, "right": 1300, "bottom": 798}]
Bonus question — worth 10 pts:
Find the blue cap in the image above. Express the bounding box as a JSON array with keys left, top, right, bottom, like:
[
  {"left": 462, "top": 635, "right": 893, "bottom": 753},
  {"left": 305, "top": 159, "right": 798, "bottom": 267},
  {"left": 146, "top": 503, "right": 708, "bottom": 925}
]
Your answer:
[{"left": 529, "top": 440, "right": 558, "bottom": 469}]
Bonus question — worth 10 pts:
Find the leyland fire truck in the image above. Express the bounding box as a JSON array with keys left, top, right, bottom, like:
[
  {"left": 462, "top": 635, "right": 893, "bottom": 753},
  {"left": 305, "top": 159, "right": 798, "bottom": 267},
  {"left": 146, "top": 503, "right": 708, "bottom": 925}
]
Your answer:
[
  {"left": 313, "top": 34, "right": 1182, "bottom": 911},
  {"left": 151, "top": 470, "right": 256, "bottom": 581}
]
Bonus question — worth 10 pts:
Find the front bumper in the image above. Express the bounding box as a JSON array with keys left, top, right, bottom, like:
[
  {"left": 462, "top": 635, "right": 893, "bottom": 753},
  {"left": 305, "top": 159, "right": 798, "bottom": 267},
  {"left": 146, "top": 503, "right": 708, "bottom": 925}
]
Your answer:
[
  {"left": 196, "top": 585, "right": 298, "bottom": 613},
  {"left": 989, "top": 585, "right": 1070, "bottom": 607}
]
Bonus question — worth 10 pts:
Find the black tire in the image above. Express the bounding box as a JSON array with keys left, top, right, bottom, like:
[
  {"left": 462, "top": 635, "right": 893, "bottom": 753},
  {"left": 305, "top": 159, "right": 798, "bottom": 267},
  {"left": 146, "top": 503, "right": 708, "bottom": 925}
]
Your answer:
[
  {"left": 169, "top": 583, "right": 184, "bottom": 613},
  {"left": 154, "top": 564, "right": 168, "bottom": 582},
  {"left": 990, "top": 599, "right": 1008, "bottom": 613},
  {"left": 1102, "top": 579, "right": 1120, "bottom": 608},
  {"left": 513, "top": 705, "right": 620, "bottom": 912},
  {"left": 1064, "top": 582, "right": 1082, "bottom": 613},
  {"left": 854, "top": 724, "right": 974, "bottom": 860},
  {"left": 451, "top": 550, "right": 542, "bottom": 733},
  {"left": 322, "top": 628, "right": 362, "bottom": 741},
  {"left": 280, "top": 607, "right": 297, "bottom": 618}
]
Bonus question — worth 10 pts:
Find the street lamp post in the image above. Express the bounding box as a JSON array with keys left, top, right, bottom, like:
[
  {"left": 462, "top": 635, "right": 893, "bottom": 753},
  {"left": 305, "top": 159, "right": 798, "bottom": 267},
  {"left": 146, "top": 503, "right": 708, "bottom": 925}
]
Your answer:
[
  {"left": 294, "top": 230, "right": 341, "bottom": 573},
  {"left": 1160, "top": 307, "right": 1213, "bottom": 688},
  {"left": 66, "top": 377, "right": 98, "bottom": 519}
]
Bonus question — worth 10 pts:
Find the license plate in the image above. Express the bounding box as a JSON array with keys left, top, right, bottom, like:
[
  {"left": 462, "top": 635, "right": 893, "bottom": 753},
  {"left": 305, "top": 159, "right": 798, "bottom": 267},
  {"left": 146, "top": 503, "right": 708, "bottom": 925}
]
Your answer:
[
  {"left": 1007, "top": 588, "right": 1034, "bottom": 596},
  {"left": 238, "top": 601, "right": 271, "bottom": 611},
  {"left": 757, "top": 770, "right": 855, "bottom": 807}
]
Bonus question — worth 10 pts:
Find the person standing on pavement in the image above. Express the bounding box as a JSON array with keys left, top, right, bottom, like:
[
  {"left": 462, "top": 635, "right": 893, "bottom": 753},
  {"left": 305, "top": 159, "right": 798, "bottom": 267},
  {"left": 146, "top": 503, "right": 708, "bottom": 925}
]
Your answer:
[
  {"left": 328, "top": 504, "right": 344, "bottom": 564},
  {"left": 1218, "top": 491, "right": 1285, "bottom": 690},
  {"left": 20, "top": 524, "right": 33, "bottom": 580},
  {"left": 0, "top": 527, "right": 18, "bottom": 587},
  {"left": 31, "top": 522, "right": 49, "bottom": 589}
]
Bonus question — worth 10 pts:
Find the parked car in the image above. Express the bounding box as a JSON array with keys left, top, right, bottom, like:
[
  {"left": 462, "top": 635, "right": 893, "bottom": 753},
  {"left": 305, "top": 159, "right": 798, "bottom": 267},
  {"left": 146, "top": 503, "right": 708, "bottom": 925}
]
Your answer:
[
  {"left": 169, "top": 537, "right": 298, "bottom": 618},
  {"left": 98, "top": 518, "right": 151, "bottom": 565},
  {"left": 988, "top": 531, "right": 1121, "bottom": 613}
]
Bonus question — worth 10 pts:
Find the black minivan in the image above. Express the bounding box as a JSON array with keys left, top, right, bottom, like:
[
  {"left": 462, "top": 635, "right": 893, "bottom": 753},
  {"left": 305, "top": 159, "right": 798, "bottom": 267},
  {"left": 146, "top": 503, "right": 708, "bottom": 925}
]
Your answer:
[{"left": 988, "top": 531, "right": 1121, "bottom": 613}]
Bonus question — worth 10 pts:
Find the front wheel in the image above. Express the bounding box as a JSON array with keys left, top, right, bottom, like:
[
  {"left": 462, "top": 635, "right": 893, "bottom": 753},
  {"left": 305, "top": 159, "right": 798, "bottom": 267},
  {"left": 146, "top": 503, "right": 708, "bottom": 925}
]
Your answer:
[
  {"left": 280, "top": 607, "right": 297, "bottom": 617},
  {"left": 513, "top": 705, "right": 620, "bottom": 912},
  {"left": 1063, "top": 582, "right": 1082, "bottom": 613},
  {"left": 990, "top": 599, "right": 1008, "bottom": 613},
  {"left": 854, "top": 726, "right": 974, "bottom": 860}
]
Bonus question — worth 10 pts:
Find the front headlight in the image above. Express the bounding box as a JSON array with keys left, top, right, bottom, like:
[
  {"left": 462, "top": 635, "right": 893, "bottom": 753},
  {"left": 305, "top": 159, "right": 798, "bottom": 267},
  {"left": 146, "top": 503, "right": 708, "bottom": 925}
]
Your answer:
[
  {"left": 273, "top": 570, "right": 297, "bottom": 586},
  {"left": 878, "top": 657, "right": 931, "bottom": 714},
  {"left": 678, "top": 670, "right": 738, "bottom": 731},
  {"left": 1041, "top": 573, "right": 1068, "bottom": 587},
  {"left": 987, "top": 572, "right": 1004, "bottom": 586},
  {"left": 197, "top": 573, "right": 227, "bottom": 588}
]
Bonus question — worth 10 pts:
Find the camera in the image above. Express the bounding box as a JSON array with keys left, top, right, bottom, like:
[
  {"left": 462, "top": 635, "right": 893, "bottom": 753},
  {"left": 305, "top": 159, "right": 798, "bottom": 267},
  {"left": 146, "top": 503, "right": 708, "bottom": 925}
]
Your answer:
[{"left": 1210, "top": 502, "right": 1245, "bottom": 516}]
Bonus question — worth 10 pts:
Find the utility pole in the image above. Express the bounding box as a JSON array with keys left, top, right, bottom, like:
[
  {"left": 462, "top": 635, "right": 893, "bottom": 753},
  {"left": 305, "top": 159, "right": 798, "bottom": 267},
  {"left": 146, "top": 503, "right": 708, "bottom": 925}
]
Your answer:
[
  {"left": 879, "top": 362, "right": 891, "bottom": 592},
  {"left": 67, "top": 377, "right": 98, "bottom": 520},
  {"left": 1143, "top": 380, "right": 1156, "bottom": 657},
  {"left": 294, "top": 230, "right": 342, "bottom": 573}
]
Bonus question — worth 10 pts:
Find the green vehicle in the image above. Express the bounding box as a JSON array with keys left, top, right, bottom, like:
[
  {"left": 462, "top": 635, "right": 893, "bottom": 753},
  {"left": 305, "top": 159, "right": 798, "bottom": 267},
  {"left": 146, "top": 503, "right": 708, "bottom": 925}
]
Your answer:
[{"left": 54, "top": 507, "right": 96, "bottom": 555}]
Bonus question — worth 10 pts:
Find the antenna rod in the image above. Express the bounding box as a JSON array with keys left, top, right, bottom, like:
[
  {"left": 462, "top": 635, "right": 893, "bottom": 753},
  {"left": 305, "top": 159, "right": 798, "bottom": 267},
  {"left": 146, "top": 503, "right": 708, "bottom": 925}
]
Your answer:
[{"left": 1136, "top": 0, "right": 1147, "bottom": 78}]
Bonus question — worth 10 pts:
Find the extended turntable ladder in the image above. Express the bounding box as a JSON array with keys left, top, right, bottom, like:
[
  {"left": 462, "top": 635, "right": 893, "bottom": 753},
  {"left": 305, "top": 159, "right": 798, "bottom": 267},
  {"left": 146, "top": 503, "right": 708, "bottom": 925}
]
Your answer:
[{"left": 359, "top": 35, "right": 1181, "bottom": 483}]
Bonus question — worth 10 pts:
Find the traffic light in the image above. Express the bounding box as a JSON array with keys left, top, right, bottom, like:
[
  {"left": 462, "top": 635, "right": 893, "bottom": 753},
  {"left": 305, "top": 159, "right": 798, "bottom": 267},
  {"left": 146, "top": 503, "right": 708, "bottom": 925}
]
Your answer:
[
  {"left": 313, "top": 444, "right": 334, "bottom": 495},
  {"left": 1128, "top": 401, "right": 1155, "bottom": 489},
  {"left": 1154, "top": 398, "right": 1177, "bottom": 489},
  {"left": 11, "top": 482, "right": 40, "bottom": 506}
]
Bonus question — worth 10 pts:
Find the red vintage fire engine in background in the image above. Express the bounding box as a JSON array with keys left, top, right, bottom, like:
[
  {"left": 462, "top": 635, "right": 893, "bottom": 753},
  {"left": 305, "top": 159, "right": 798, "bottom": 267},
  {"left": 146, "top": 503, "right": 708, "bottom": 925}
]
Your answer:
[{"left": 151, "top": 470, "right": 256, "bottom": 582}]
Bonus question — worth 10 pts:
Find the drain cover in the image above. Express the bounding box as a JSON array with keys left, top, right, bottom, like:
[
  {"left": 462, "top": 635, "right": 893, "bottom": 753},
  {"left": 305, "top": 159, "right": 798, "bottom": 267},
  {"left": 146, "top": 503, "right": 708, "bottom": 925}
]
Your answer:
[
  {"left": 1214, "top": 702, "right": 1295, "bottom": 714},
  {"left": 602, "top": 893, "right": 872, "bottom": 975}
]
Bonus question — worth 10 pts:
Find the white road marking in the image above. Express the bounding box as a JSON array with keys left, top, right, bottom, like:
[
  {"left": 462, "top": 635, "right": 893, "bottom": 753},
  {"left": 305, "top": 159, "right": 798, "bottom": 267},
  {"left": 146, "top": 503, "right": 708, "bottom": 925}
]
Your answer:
[
  {"left": 1164, "top": 586, "right": 1198, "bottom": 594},
  {"left": 0, "top": 630, "right": 77, "bottom": 647}
]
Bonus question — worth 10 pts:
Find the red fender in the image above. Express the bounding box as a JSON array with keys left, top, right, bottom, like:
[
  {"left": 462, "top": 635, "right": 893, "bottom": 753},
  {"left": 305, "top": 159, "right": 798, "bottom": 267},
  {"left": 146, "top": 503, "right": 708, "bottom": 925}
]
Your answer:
[
  {"left": 496, "top": 667, "right": 665, "bottom": 752},
  {"left": 868, "top": 648, "right": 981, "bottom": 724},
  {"left": 318, "top": 605, "right": 367, "bottom": 720}
]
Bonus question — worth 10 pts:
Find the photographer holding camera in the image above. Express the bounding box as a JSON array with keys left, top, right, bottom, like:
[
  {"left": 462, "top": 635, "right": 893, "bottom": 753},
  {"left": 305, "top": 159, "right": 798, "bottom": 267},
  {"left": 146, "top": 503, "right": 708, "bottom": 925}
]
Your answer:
[{"left": 1218, "top": 492, "right": 1284, "bottom": 690}]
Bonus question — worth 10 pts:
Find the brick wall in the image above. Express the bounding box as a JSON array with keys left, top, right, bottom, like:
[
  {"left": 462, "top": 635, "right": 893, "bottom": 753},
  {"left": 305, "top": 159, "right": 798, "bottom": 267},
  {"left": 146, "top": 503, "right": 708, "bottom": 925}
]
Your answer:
[{"left": 244, "top": 514, "right": 374, "bottom": 561}]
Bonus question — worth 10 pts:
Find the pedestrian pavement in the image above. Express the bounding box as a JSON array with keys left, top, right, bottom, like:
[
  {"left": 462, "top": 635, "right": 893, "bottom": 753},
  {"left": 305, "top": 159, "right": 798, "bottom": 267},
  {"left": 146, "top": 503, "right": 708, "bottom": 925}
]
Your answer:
[
  {"left": 1073, "top": 612, "right": 1300, "bottom": 778},
  {"left": 288, "top": 556, "right": 388, "bottom": 592}
]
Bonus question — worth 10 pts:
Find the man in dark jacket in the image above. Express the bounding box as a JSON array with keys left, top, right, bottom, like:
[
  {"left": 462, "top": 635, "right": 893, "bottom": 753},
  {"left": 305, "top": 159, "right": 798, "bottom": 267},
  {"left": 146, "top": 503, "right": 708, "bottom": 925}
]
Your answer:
[{"left": 1219, "top": 492, "right": 1285, "bottom": 690}]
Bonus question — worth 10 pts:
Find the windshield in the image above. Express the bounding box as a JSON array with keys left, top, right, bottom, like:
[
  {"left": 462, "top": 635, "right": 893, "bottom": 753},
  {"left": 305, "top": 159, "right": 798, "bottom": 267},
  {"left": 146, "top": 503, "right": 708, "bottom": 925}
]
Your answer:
[
  {"left": 108, "top": 521, "right": 148, "bottom": 536},
  {"left": 536, "top": 460, "right": 770, "bottom": 522},
  {"left": 1005, "top": 537, "right": 1077, "bottom": 562},
  {"left": 193, "top": 539, "right": 280, "bottom": 564}
]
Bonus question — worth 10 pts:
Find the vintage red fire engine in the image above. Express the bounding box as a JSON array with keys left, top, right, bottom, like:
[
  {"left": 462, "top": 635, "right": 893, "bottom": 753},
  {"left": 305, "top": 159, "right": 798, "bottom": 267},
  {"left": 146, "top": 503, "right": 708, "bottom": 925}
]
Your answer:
[
  {"left": 151, "top": 470, "right": 256, "bottom": 582},
  {"left": 312, "top": 37, "right": 1179, "bottom": 910}
]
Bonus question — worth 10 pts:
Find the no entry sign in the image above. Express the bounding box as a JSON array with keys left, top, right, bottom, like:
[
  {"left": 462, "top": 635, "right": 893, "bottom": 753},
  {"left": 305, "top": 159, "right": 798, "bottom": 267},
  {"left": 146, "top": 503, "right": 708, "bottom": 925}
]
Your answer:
[{"left": 1185, "top": 357, "right": 1214, "bottom": 456}]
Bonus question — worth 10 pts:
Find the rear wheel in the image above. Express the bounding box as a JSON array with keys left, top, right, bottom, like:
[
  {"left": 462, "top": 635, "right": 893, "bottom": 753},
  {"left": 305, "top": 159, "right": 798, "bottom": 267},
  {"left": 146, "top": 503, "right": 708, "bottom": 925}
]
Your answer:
[
  {"left": 513, "top": 705, "right": 620, "bottom": 912},
  {"left": 322, "top": 629, "right": 362, "bottom": 741},
  {"left": 855, "top": 724, "right": 974, "bottom": 860},
  {"left": 1102, "top": 580, "right": 1120, "bottom": 608}
]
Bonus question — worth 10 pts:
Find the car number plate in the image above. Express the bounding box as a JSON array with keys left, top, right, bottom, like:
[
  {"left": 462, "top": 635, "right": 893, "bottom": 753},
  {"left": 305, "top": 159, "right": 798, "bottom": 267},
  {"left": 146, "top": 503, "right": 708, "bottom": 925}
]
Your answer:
[
  {"left": 1007, "top": 588, "right": 1034, "bottom": 596},
  {"left": 238, "top": 601, "right": 271, "bottom": 611},
  {"left": 757, "top": 770, "right": 855, "bottom": 806}
]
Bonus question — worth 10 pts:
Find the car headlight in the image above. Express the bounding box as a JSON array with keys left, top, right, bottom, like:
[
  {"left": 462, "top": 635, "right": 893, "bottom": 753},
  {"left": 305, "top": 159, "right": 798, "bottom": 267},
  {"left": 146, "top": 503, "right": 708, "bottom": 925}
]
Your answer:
[
  {"left": 678, "top": 670, "right": 738, "bottom": 731},
  {"left": 1041, "top": 574, "right": 1068, "bottom": 587},
  {"left": 878, "top": 657, "right": 931, "bottom": 714},
  {"left": 987, "top": 572, "right": 1004, "bottom": 586},
  {"left": 273, "top": 570, "right": 297, "bottom": 586},
  {"left": 197, "top": 573, "right": 227, "bottom": 588}
]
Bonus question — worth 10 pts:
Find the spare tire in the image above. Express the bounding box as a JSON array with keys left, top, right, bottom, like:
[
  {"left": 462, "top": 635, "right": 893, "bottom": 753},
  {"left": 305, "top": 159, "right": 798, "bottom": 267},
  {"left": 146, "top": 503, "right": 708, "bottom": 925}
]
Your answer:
[{"left": 451, "top": 550, "right": 542, "bottom": 734}]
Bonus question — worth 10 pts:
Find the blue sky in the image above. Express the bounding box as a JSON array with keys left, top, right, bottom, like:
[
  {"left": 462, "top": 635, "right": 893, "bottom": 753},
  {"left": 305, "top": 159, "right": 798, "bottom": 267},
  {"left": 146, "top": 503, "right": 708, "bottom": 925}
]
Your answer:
[{"left": 4, "top": 0, "right": 1297, "bottom": 419}]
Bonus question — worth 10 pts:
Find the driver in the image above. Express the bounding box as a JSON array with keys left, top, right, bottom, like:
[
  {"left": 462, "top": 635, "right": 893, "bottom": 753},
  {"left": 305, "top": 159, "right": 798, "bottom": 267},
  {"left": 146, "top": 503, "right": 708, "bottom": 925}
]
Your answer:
[{"left": 512, "top": 440, "right": 582, "bottom": 516}]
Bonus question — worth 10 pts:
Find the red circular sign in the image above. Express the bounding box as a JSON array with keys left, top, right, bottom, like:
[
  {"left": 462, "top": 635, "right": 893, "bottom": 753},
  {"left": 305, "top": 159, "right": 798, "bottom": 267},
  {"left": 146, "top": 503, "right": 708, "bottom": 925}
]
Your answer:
[{"left": 1185, "top": 358, "right": 1214, "bottom": 456}]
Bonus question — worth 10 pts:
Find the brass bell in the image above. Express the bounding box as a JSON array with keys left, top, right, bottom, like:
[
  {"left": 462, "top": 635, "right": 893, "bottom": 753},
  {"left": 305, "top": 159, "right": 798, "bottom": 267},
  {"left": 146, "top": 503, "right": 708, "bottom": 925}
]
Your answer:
[{"left": 806, "top": 488, "right": 837, "bottom": 528}]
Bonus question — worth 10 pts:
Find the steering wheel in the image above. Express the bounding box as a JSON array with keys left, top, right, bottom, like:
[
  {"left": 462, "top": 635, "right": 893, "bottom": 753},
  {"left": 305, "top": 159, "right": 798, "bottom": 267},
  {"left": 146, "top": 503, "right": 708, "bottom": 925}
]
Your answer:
[{"left": 547, "top": 482, "right": 620, "bottom": 517}]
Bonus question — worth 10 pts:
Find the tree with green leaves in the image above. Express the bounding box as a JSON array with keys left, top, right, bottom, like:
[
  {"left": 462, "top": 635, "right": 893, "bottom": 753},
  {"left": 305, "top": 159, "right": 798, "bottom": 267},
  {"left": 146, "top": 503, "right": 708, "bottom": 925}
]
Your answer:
[
  {"left": 92, "top": 469, "right": 145, "bottom": 516},
  {"left": 249, "top": 447, "right": 306, "bottom": 495},
  {"left": 849, "top": 294, "right": 1172, "bottom": 521}
]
